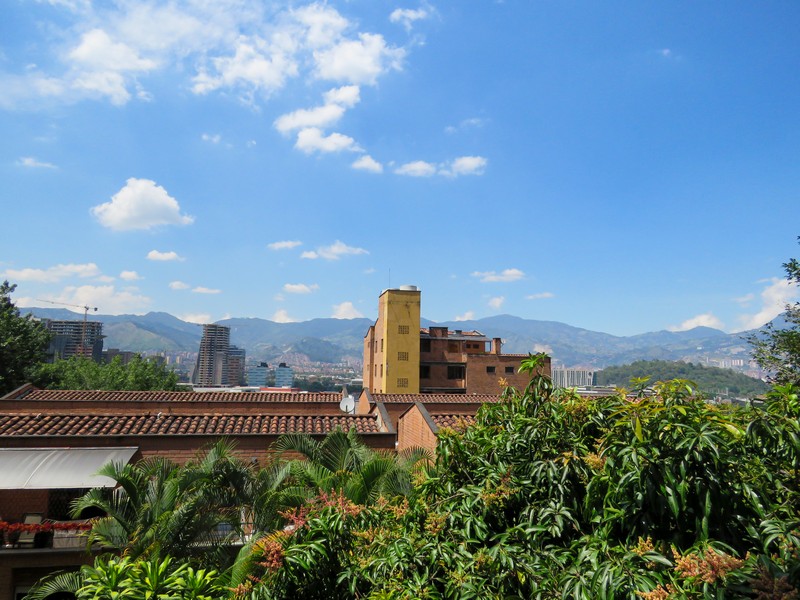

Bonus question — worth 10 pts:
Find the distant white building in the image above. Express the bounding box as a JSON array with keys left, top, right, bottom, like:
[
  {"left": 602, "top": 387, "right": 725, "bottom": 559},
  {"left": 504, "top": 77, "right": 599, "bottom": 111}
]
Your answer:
[{"left": 552, "top": 368, "right": 595, "bottom": 388}]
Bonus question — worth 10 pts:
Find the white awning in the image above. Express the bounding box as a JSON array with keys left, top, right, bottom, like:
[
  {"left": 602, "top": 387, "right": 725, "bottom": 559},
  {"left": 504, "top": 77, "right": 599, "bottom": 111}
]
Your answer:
[{"left": 0, "top": 447, "right": 138, "bottom": 489}]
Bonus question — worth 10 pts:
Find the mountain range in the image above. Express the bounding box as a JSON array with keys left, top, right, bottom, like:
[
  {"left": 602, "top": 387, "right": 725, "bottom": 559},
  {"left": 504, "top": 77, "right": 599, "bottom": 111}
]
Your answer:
[{"left": 22, "top": 307, "right": 768, "bottom": 368}]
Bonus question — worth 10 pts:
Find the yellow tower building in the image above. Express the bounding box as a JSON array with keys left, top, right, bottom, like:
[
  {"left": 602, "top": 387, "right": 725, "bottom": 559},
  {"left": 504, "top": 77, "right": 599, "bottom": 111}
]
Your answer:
[{"left": 363, "top": 286, "right": 421, "bottom": 394}]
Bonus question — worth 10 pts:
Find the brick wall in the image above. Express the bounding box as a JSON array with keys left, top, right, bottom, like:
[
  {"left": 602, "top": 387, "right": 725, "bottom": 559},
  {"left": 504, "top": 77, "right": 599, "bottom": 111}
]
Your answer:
[
  {"left": 0, "top": 490, "right": 48, "bottom": 523},
  {"left": 397, "top": 405, "right": 437, "bottom": 453}
]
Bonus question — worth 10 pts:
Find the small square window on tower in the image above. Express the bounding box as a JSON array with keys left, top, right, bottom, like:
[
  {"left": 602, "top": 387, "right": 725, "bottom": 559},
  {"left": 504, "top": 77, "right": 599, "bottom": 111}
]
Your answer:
[
  {"left": 397, "top": 378, "right": 409, "bottom": 388},
  {"left": 398, "top": 351, "right": 409, "bottom": 361},
  {"left": 398, "top": 325, "right": 410, "bottom": 334}
]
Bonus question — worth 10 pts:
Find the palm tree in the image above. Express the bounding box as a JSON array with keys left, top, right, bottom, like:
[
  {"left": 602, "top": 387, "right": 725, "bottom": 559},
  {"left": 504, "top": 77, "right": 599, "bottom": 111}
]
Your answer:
[
  {"left": 72, "top": 439, "right": 255, "bottom": 561},
  {"left": 274, "top": 427, "right": 430, "bottom": 506}
]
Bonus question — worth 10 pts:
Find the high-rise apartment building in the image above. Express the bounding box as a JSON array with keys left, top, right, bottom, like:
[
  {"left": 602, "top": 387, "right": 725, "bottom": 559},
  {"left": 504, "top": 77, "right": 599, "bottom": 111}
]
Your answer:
[
  {"left": 41, "top": 319, "right": 104, "bottom": 362},
  {"left": 192, "top": 324, "right": 232, "bottom": 386},
  {"left": 227, "top": 346, "right": 246, "bottom": 386}
]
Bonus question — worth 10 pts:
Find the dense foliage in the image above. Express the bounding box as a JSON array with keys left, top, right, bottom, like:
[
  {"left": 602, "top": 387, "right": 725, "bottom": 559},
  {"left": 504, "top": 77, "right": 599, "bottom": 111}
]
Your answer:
[
  {"left": 595, "top": 359, "right": 769, "bottom": 398},
  {"left": 0, "top": 280, "right": 51, "bottom": 395},
  {"left": 748, "top": 236, "right": 800, "bottom": 386},
  {"left": 34, "top": 355, "right": 180, "bottom": 390},
  {"left": 30, "top": 357, "right": 800, "bottom": 599}
]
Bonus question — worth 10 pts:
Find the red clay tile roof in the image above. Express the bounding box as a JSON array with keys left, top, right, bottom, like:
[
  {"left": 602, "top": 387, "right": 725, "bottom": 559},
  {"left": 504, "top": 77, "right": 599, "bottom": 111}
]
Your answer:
[
  {"left": 430, "top": 414, "right": 477, "bottom": 430},
  {"left": 370, "top": 393, "right": 500, "bottom": 404},
  {"left": 0, "top": 413, "right": 381, "bottom": 436},
  {"left": 10, "top": 390, "right": 342, "bottom": 404}
]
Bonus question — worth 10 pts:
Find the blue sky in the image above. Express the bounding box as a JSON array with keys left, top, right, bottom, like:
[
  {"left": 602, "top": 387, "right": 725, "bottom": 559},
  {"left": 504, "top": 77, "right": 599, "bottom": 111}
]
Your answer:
[{"left": 2, "top": 1, "right": 799, "bottom": 337}]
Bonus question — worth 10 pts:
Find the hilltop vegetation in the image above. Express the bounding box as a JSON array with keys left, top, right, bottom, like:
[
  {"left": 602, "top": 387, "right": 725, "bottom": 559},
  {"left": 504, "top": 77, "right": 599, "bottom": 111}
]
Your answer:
[{"left": 596, "top": 359, "right": 770, "bottom": 398}]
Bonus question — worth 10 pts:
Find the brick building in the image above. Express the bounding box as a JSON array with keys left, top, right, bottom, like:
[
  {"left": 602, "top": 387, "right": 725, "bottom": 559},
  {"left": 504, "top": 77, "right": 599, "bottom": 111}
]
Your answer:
[{"left": 363, "top": 286, "right": 549, "bottom": 395}]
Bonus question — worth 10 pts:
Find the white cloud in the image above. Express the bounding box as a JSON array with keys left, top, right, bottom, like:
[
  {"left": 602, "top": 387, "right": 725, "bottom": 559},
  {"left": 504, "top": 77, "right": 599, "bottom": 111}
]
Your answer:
[
  {"left": 92, "top": 178, "right": 194, "bottom": 231},
  {"left": 67, "top": 29, "right": 158, "bottom": 105},
  {"left": 352, "top": 155, "right": 383, "bottom": 173},
  {"left": 323, "top": 84, "right": 360, "bottom": 107},
  {"left": 394, "top": 160, "right": 436, "bottom": 177},
  {"left": 268, "top": 240, "right": 302, "bottom": 250},
  {"left": 192, "top": 286, "right": 221, "bottom": 294},
  {"left": 147, "top": 250, "right": 184, "bottom": 262},
  {"left": 314, "top": 33, "right": 405, "bottom": 85},
  {"left": 301, "top": 240, "right": 368, "bottom": 260},
  {"left": 526, "top": 292, "right": 555, "bottom": 300},
  {"left": 191, "top": 37, "right": 299, "bottom": 97},
  {"left": 472, "top": 268, "right": 525, "bottom": 283},
  {"left": 488, "top": 296, "right": 505, "bottom": 310},
  {"left": 20, "top": 284, "right": 150, "bottom": 315},
  {"left": 17, "top": 156, "right": 57, "bottom": 169},
  {"left": 444, "top": 155, "right": 487, "bottom": 177},
  {"left": 291, "top": 3, "right": 349, "bottom": 48},
  {"left": 332, "top": 301, "right": 364, "bottom": 319},
  {"left": 295, "top": 127, "right": 360, "bottom": 153},
  {"left": 733, "top": 293, "right": 754, "bottom": 306},
  {"left": 444, "top": 117, "right": 486, "bottom": 134},
  {"left": 201, "top": 133, "right": 221, "bottom": 143},
  {"left": 3, "top": 262, "right": 100, "bottom": 283},
  {"left": 395, "top": 156, "right": 488, "bottom": 177},
  {"left": 283, "top": 283, "right": 320, "bottom": 294},
  {"left": 181, "top": 313, "right": 211, "bottom": 324},
  {"left": 275, "top": 104, "right": 346, "bottom": 133},
  {"left": 668, "top": 313, "right": 725, "bottom": 332},
  {"left": 454, "top": 311, "right": 475, "bottom": 322},
  {"left": 119, "top": 270, "right": 141, "bottom": 281},
  {"left": 389, "top": 8, "right": 431, "bottom": 32},
  {"left": 737, "top": 278, "right": 800, "bottom": 330},
  {"left": 275, "top": 85, "right": 361, "bottom": 134},
  {"left": 69, "top": 29, "right": 156, "bottom": 72},
  {"left": 272, "top": 308, "right": 297, "bottom": 323},
  {"left": 169, "top": 280, "right": 189, "bottom": 290}
]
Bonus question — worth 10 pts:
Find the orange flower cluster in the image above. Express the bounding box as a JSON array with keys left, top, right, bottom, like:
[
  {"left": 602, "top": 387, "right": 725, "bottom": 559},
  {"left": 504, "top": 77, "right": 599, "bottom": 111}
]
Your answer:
[{"left": 674, "top": 547, "right": 744, "bottom": 584}]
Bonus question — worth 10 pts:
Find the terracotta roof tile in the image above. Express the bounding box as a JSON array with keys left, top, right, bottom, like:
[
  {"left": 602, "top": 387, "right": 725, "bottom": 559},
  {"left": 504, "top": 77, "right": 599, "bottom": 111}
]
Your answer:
[
  {"left": 431, "top": 414, "right": 477, "bottom": 430},
  {"left": 0, "top": 413, "right": 381, "bottom": 436},
  {"left": 12, "top": 390, "right": 343, "bottom": 404},
  {"left": 371, "top": 393, "right": 500, "bottom": 404}
]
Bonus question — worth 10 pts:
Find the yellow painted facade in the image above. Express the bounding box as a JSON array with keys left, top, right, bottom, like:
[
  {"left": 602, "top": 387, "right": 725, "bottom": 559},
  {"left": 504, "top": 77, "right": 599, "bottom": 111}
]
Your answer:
[{"left": 378, "top": 287, "right": 421, "bottom": 394}]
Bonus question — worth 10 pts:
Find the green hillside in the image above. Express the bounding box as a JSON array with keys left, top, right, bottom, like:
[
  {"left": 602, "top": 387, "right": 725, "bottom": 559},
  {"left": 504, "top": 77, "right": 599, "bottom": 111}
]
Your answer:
[{"left": 595, "top": 360, "right": 769, "bottom": 398}]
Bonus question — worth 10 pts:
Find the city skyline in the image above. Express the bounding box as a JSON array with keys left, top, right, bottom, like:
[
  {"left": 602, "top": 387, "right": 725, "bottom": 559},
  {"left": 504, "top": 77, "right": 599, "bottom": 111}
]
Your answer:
[{"left": 2, "top": 1, "right": 799, "bottom": 336}]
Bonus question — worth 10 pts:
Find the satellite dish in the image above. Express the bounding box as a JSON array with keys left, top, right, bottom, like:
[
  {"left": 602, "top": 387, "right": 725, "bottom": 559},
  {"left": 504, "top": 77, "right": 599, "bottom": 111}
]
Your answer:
[{"left": 340, "top": 395, "right": 356, "bottom": 414}]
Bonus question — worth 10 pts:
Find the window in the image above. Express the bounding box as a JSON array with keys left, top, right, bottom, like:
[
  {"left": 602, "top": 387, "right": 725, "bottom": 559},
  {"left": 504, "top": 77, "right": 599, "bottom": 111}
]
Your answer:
[
  {"left": 447, "top": 365, "right": 465, "bottom": 380},
  {"left": 397, "top": 378, "right": 408, "bottom": 388},
  {"left": 486, "top": 366, "right": 496, "bottom": 374},
  {"left": 380, "top": 338, "right": 384, "bottom": 352},
  {"left": 420, "top": 365, "right": 430, "bottom": 379},
  {"left": 398, "top": 351, "right": 409, "bottom": 361},
  {"left": 420, "top": 339, "right": 431, "bottom": 352},
  {"left": 398, "top": 325, "right": 409, "bottom": 334},
  {"left": 505, "top": 366, "right": 515, "bottom": 374},
  {"left": 380, "top": 364, "right": 383, "bottom": 376}
]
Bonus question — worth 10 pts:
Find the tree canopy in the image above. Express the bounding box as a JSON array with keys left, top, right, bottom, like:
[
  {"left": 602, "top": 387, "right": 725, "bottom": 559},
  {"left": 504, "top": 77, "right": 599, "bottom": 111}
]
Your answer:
[
  {"left": 595, "top": 359, "right": 769, "bottom": 397},
  {"left": 35, "top": 355, "right": 179, "bottom": 391},
  {"left": 748, "top": 236, "right": 800, "bottom": 385},
  {"left": 0, "top": 280, "right": 51, "bottom": 395}
]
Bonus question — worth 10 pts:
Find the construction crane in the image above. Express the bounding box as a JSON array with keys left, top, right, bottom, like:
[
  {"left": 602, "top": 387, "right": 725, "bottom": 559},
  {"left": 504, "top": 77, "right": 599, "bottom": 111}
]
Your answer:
[{"left": 35, "top": 299, "right": 99, "bottom": 356}]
